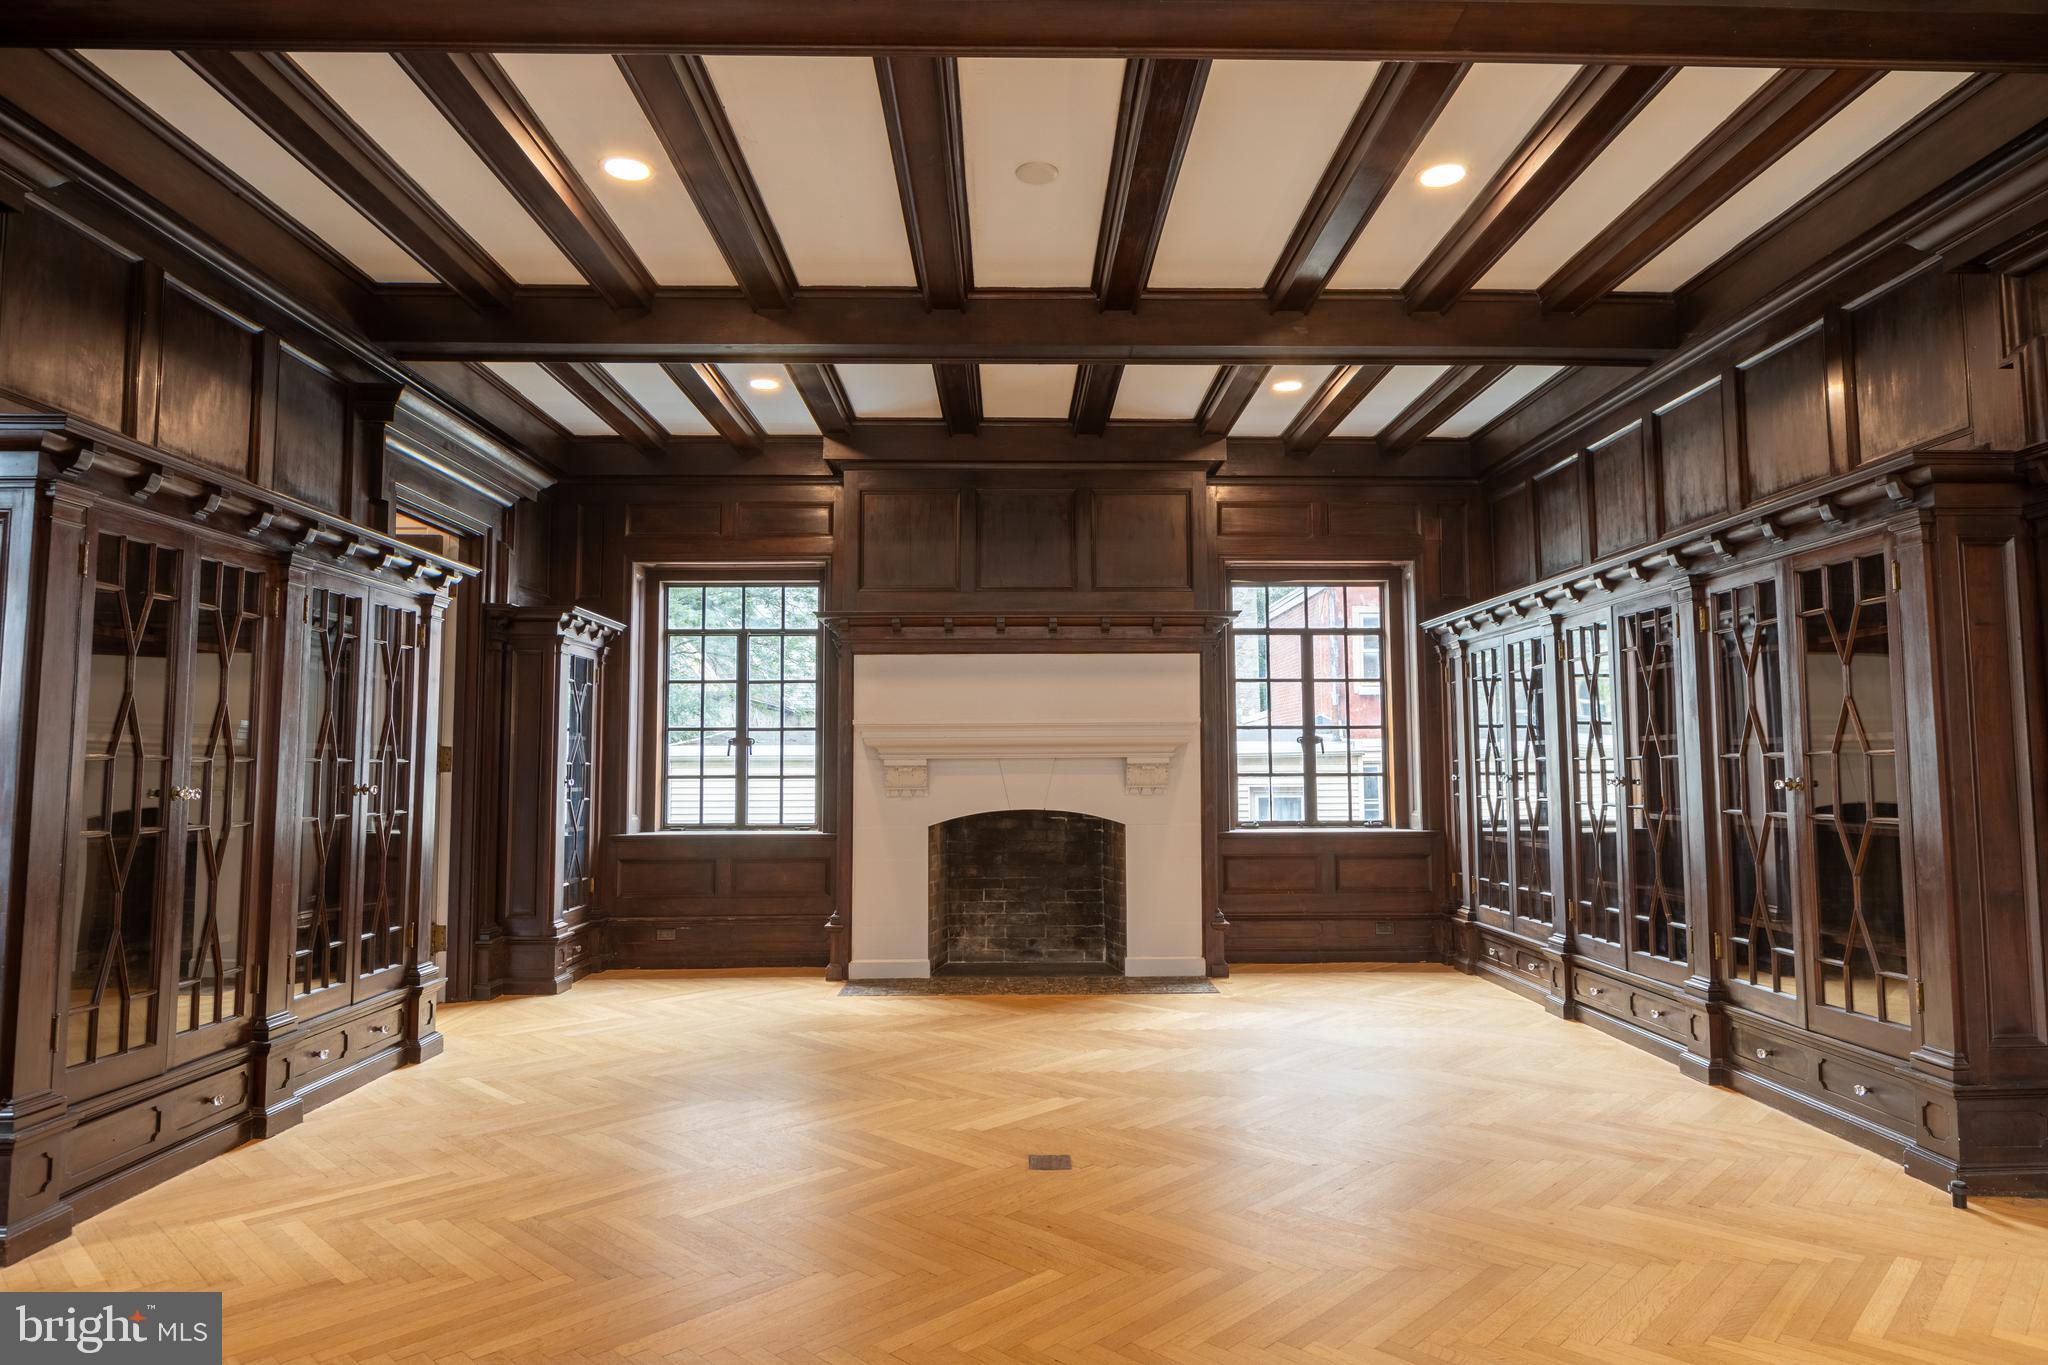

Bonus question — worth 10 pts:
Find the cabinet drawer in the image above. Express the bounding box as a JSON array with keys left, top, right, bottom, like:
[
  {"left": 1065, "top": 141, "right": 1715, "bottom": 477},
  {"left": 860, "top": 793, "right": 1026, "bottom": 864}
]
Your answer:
[
  {"left": 1817, "top": 1055, "right": 1918, "bottom": 1124},
  {"left": 1572, "top": 967, "right": 1625, "bottom": 1015},
  {"left": 1626, "top": 989, "right": 1689, "bottom": 1041},
  {"left": 1728, "top": 1022, "right": 1816, "bottom": 1084},
  {"left": 166, "top": 1064, "right": 252, "bottom": 1136},
  {"left": 1510, "top": 946, "right": 1557, "bottom": 990},
  {"left": 286, "top": 1002, "right": 406, "bottom": 1090}
]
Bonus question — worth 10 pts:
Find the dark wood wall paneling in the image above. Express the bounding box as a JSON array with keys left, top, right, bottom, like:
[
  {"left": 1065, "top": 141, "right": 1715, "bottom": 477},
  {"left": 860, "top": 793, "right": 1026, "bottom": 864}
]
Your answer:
[
  {"left": 556, "top": 473, "right": 1485, "bottom": 972},
  {"left": 1481, "top": 262, "right": 1999, "bottom": 596}
]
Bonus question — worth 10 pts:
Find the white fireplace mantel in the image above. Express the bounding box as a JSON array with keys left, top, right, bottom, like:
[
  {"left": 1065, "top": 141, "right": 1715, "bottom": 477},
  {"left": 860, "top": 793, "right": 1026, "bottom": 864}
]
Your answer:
[{"left": 857, "top": 720, "right": 1192, "bottom": 798}]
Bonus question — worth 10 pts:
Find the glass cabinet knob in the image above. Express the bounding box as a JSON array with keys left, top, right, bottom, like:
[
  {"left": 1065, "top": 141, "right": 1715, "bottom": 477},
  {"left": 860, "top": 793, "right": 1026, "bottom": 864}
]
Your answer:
[
  {"left": 311, "top": 1049, "right": 331, "bottom": 1061},
  {"left": 1853, "top": 1083, "right": 1871, "bottom": 1098},
  {"left": 1754, "top": 1048, "right": 1772, "bottom": 1060},
  {"left": 352, "top": 783, "right": 380, "bottom": 797},
  {"left": 1773, "top": 777, "right": 1807, "bottom": 792}
]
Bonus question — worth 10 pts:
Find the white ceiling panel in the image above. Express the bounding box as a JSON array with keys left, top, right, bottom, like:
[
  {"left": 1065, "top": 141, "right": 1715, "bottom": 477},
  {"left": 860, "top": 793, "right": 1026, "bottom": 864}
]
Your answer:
[
  {"left": 1479, "top": 67, "right": 1778, "bottom": 290},
  {"left": 1149, "top": 60, "right": 1383, "bottom": 289},
  {"left": 981, "top": 364, "right": 1080, "bottom": 419},
  {"left": 837, "top": 364, "right": 941, "bottom": 419},
  {"left": 716, "top": 364, "right": 818, "bottom": 435},
  {"left": 600, "top": 364, "right": 715, "bottom": 436},
  {"left": 288, "top": 52, "right": 581, "bottom": 286},
  {"left": 1627, "top": 70, "right": 1970, "bottom": 291},
  {"left": 79, "top": 50, "right": 432, "bottom": 282},
  {"left": 495, "top": 54, "right": 733, "bottom": 286},
  {"left": 1330, "top": 63, "right": 1581, "bottom": 290},
  {"left": 1330, "top": 365, "right": 1450, "bottom": 438},
  {"left": 1230, "top": 366, "right": 1334, "bottom": 437},
  {"left": 484, "top": 361, "right": 611, "bottom": 436},
  {"left": 701, "top": 56, "right": 915, "bottom": 286},
  {"left": 1110, "top": 365, "right": 1220, "bottom": 421},
  {"left": 959, "top": 59, "right": 1122, "bottom": 287},
  {"left": 1430, "top": 365, "right": 1566, "bottom": 438}
]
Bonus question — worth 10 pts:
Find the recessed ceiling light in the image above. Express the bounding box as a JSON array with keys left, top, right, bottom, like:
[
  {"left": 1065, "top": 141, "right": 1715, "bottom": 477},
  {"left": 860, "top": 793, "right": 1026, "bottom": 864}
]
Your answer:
[
  {"left": 1271, "top": 378, "right": 1305, "bottom": 394},
  {"left": 1418, "top": 162, "right": 1467, "bottom": 189},
  {"left": 603, "top": 156, "right": 652, "bottom": 182},
  {"left": 1014, "top": 160, "right": 1060, "bottom": 185},
  {"left": 748, "top": 376, "right": 782, "bottom": 392}
]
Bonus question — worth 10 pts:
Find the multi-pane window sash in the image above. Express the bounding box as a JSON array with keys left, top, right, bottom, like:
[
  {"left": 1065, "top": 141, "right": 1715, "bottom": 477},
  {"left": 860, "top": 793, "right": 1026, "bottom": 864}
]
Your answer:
[
  {"left": 1229, "top": 582, "right": 1396, "bottom": 828},
  {"left": 660, "top": 583, "right": 821, "bottom": 829}
]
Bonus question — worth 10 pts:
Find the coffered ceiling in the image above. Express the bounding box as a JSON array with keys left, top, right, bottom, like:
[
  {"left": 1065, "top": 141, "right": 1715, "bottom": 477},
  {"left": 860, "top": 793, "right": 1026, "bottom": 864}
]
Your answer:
[{"left": 25, "top": 23, "right": 2006, "bottom": 459}]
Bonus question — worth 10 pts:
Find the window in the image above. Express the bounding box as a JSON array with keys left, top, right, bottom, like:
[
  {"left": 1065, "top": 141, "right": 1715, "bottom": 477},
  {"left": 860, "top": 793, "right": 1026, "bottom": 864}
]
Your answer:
[
  {"left": 657, "top": 582, "right": 820, "bottom": 828},
  {"left": 1230, "top": 580, "right": 1401, "bottom": 827}
]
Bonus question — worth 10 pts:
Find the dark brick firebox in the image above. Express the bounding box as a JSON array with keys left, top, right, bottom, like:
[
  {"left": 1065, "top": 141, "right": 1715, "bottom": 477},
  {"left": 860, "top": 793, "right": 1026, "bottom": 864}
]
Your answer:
[{"left": 929, "top": 810, "right": 1127, "bottom": 973}]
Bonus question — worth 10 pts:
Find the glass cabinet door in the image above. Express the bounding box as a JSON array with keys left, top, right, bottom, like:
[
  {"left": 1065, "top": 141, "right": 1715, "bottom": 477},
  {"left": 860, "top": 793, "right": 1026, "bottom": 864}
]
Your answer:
[
  {"left": 294, "top": 585, "right": 362, "bottom": 1012},
  {"left": 1710, "top": 575, "right": 1801, "bottom": 1021},
  {"left": 65, "top": 527, "right": 188, "bottom": 1096},
  {"left": 1468, "top": 642, "right": 1514, "bottom": 927},
  {"left": 357, "top": 598, "right": 420, "bottom": 990},
  {"left": 1792, "top": 550, "right": 1914, "bottom": 1054},
  {"left": 562, "top": 652, "right": 598, "bottom": 916},
  {"left": 1619, "top": 605, "right": 1690, "bottom": 984},
  {"left": 1507, "top": 635, "right": 1555, "bottom": 939},
  {"left": 1564, "top": 617, "right": 1623, "bottom": 964},
  {"left": 172, "top": 555, "right": 266, "bottom": 1062}
]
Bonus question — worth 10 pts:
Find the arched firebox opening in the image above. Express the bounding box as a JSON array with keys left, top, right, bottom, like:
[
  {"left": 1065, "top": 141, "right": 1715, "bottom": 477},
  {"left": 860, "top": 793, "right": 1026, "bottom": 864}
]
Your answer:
[{"left": 928, "top": 810, "right": 1127, "bottom": 975}]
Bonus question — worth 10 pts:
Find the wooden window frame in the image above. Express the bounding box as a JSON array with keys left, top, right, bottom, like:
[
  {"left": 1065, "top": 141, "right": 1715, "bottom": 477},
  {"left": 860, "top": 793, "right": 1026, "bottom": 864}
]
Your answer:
[{"left": 1225, "top": 570, "right": 1412, "bottom": 831}]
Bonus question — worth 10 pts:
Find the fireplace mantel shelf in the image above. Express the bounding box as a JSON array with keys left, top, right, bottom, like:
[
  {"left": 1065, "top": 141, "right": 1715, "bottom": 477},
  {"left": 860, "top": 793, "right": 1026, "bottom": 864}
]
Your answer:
[{"left": 856, "top": 721, "right": 1193, "bottom": 798}]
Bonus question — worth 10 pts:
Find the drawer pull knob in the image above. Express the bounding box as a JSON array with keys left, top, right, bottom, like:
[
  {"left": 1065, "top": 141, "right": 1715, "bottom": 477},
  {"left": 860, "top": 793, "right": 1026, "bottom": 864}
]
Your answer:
[
  {"left": 369, "top": 1024, "right": 391, "bottom": 1035},
  {"left": 1754, "top": 1048, "right": 1772, "bottom": 1060},
  {"left": 205, "top": 1094, "right": 225, "bottom": 1107},
  {"left": 1486, "top": 947, "right": 1499, "bottom": 958},
  {"left": 1853, "top": 1083, "right": 1871, "bottom": 1098},
  {"left": 311, "top": 1048, "right": 331, "bottom": 1061},
  {"left": 1648, "top": 1008, "right": 1665, "bottom": 1019},
  {"left": 1587, "top": 986, "right": 1604, "bottom": 996},
  {"left": 1526, "top": 961, "right": 1544, "bottom": 974}
]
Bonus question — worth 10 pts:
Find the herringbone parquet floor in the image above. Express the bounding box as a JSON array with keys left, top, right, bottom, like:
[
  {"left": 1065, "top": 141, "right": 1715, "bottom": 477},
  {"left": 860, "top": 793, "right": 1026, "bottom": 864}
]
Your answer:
[{"left": 7, "top": 965, "right": 2048, "bottom": 1364}]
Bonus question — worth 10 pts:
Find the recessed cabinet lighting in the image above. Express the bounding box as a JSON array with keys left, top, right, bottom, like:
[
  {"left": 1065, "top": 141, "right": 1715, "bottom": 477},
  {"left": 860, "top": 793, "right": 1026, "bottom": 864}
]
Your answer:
[
  {"left": 603, "top": 156, "right": 652, "bottom": 182},
  {"left": 1271, "top": 378, "right": 1305, "bottom": 394},
  {"left": 748, "top": 376, "right": 782, "bottom": 393},
  {"left": 1418, "top": 162, "right": 1467, "bottom": 189}
]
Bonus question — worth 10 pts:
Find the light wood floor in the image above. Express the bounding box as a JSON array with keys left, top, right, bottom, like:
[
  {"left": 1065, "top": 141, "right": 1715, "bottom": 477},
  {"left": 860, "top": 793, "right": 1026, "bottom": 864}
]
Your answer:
[{"left": 7, "top": 965, "right": 2048, "bottom": 1363}]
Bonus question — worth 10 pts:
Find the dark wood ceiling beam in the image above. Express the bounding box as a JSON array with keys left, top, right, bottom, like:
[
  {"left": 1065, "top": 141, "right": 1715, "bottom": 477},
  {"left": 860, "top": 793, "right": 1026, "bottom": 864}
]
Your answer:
[
  {"left": 1267, "top": 63, "right": 1465, "bottom": 313},
  {"left": 180, "top": 50, "right": 514, "bottom": 309},
  {"left": 1094, "top": 58, "right": 1209, "bottom": 311},
  {"left": 1405, "top": 63, "right": 1676, "bottom": 314},
  {"left": 875, "top": 56, "right": 972, "bottom": 310},
  {"left": 374, "top": 291, "right": 1675, "bottom": 363},
  {"left": 1377, "top": 363, "right": 1509, "bottom": 453},
  {"left": 396, "top": 51, "right": 654, "bottom": 311},
  {"left": 21, "top": 3, "right": 2044, "bottom": 71},
  {"left": 1196, "top": 365, "right": 1270, "bottom": 435},
  {"left": 615, "top": 53, "right": 794, "bottom": 309},
  {"left": 1070, "top": 364, "right": 1123, "bottom": 435},
  {"left": 1281, "top": 364, "right": 1393, "bottom": 452},
  {"left": 660, "top": 361, "right": 765, "bottom": 450},
  {"left": 933, "top": 363, "right": 980, "bottom": 434},
  {"left": 1541, "top": 67, "right": 1884, "bottom": 314},
  {"left": 540, "top": 361, "right": 666, "bottom": 452},
  {"left": 786, "top": 363, "right": 854, "bottom": 435}
]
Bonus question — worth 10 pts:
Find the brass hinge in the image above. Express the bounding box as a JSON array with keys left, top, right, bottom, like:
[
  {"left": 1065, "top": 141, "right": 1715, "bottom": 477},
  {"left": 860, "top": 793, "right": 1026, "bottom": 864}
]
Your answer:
[
  {"left": 270, "top": 584, "right": 285, "bottom": 618},
  {"left": 78, "top": 538, "right": 90, "bottom": 577},
  {"left": 1891, "top": 559, "right": 1902, "bottom": 591},
  {"left": 1712, "top": 931, "right": 1724, "bottom": 958},
  {"left": 302, "top": 596, "right": 311, "bottom": 623},
  {"left": 1915, "top": 978, "right": 1926, "bottom": 1013},
  {"left": 1696, "top": 605, "right": 1709, "bottom": 634},
  {"left": 416, "top": 619, "right": 428, "bottom": 648}
]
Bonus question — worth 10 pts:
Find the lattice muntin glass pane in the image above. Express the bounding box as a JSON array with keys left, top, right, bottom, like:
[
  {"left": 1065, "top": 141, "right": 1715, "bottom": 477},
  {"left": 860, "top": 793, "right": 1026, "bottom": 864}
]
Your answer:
[
  {"left": 69, "top": 533, "right": 180, "bottom": 1065},
  {"left": 1622, "top": 607, "right": 1687, "bottom": 963},
  {"left": 1566, "top": 621, "right": 1621, "bottom": 944},
  {"left": 563, "top": 653, "right": 598, "bottom": 910},
  {"left": 1798, "top": 554, "right": 1909, "bottom": 1026},
  {"left": 178, "top": 559, "right": 262, "bottom": 1032},
  {"left": 359, "top": 604, "right": 417, "bottom": 976},
  {"left": 662, "top": 583, "right": 819, "bottom": 827},
  {"left": 1508, "top": 637, "right": 1553, "bottom": 931},
  {"left": 296, "top": 589, "right": 359, "bottom": 997},
  {"left": 1470, "top": 644, "right": 1512, "bottom": 920},
  {"left": 1714, "top": 582, "right": 1796, "bottom": 996},
  {"left": 1230, "top": 584, "right": 1390, "bottom": 827}
]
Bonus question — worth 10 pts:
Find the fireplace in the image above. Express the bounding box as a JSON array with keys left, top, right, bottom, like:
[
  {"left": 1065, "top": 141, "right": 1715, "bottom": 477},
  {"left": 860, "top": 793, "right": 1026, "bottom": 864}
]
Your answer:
[{"left": 930, "top": 810, "right": 1127, "bottom": 973}]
